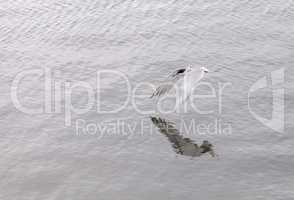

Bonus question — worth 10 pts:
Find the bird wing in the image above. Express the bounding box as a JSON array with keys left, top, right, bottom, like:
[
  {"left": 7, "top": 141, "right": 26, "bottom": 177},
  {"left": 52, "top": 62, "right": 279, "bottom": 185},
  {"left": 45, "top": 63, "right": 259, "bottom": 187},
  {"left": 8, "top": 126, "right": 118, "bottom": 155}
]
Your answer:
[
  {"left": 150, "top": 82, "right": 174, "bottom": 98},
  {"left": 150, "top": 68, "right": 186, "bottom": 98},
  {"left": 169, "top": 68, "right": 186, "bottom": 79}
]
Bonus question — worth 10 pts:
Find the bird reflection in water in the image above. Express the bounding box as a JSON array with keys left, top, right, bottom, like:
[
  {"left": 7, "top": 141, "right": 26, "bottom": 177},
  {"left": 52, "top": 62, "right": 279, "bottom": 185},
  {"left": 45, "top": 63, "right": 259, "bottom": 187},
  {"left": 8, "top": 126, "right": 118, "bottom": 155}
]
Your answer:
[{"left": 151, "top": 116, "right": 216, "bottom": 158}]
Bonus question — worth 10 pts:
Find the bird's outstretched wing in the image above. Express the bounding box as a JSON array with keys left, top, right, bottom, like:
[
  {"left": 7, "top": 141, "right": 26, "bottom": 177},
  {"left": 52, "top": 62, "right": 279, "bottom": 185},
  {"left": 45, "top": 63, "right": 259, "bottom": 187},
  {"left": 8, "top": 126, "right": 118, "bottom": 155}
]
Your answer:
[
  {"left": 169, "top": 68, "right": 186, "bottom": 78},
  {"left": 150, "top": 68, "right": 186, "bottom": 98},
  {"left": 150, "top": 83, "right": 174, "bottom": 98}
]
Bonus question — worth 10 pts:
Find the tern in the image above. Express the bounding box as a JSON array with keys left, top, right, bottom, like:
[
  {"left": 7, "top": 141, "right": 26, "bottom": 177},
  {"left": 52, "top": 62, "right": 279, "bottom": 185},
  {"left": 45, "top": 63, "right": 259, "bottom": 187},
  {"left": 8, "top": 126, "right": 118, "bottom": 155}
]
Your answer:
[{"left": 151, "top": 66, "right": 209, "bottom": 106}]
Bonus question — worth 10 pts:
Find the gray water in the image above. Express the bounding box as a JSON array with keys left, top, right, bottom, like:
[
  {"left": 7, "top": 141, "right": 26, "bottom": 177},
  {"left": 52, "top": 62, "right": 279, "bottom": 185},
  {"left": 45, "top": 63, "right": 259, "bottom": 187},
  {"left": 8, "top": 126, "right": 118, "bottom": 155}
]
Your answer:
[{"left": 1, "top": 0, "right": 294, "bottom": 199}]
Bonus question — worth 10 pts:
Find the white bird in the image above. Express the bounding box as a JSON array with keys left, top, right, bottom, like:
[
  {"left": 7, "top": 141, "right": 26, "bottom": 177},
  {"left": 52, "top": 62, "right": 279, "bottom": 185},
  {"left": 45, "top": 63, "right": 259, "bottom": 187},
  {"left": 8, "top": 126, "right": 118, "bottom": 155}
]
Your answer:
[{"left": 151, "top": 66, "right": 209, "bottom": 106}]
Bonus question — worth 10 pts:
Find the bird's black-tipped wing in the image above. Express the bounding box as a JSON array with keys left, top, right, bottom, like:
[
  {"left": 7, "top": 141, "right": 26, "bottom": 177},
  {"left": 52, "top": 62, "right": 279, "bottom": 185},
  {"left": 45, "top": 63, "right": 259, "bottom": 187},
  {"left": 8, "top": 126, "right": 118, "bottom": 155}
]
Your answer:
[
  {"left": 150, "top": 68, "right": 186, "bottom": 98},
  {"left": 170, "top": 68, "right": 186, "bottom": 78}
]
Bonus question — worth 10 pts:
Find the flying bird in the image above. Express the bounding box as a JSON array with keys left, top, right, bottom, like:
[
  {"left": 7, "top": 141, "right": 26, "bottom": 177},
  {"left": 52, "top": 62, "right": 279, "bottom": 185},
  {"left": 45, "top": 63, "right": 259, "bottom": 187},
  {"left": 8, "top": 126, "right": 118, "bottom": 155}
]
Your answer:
[
  {"left": 151, "top": 66, "right": 209, "bottom": 105},
  {"left": 150, "top": 116, "right": 216, "bottom": 158}
]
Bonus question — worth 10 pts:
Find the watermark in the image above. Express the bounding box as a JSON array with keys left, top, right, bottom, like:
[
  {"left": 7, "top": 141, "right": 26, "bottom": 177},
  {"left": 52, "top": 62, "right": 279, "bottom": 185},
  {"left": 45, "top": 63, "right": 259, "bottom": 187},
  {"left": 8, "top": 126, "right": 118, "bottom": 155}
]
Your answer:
[
  {"left": 248, "top": 68, "right": 285, "bottom": 133},
  {"left": 75, "top": 118, "right": 232, "bottom": 139},
  {"left": 10, "top": 67, "right": 288, "bottom": 137},
  {"left": 10, "top": 67, "right": 232, "bottom": 127}
]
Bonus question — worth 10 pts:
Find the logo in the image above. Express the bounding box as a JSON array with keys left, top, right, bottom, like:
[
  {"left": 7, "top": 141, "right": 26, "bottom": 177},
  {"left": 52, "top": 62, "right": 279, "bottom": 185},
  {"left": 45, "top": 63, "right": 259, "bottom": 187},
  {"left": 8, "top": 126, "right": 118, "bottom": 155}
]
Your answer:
[{"left": 248, "top": 68, "right": 285, "bottom": 133}]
